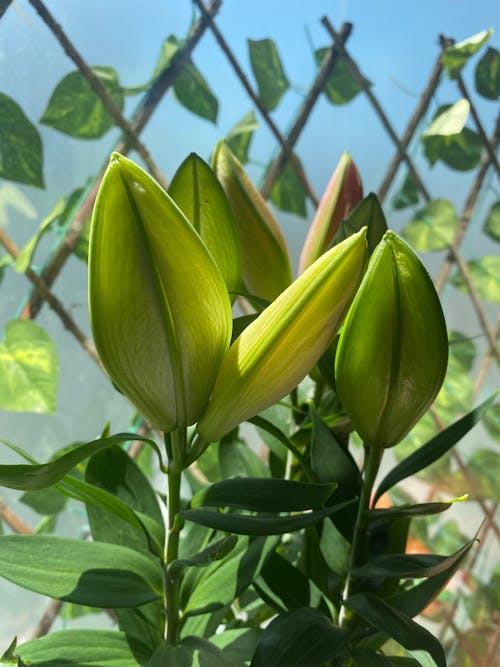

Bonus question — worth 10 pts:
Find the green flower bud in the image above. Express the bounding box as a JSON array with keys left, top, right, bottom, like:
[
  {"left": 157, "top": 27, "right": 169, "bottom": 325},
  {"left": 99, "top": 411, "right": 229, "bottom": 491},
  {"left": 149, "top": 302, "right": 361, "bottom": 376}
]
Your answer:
[
  {"left": 197, "top": 229, "right": 368, "bottom": 442},
  {"left": 212, "top": 141, "right": 292, "bottom": 302},
  {"left": 89, "top": 153, "right": 232, "bottom": 432},
  {"left": 299, "top": 152, "right": 363, "bottom": 274},
  {"left": 335, "top": 231, "right": 448, "bottom": 448},
  {"left": 168, "top": 153, "right": 242, "bottom": 300}
]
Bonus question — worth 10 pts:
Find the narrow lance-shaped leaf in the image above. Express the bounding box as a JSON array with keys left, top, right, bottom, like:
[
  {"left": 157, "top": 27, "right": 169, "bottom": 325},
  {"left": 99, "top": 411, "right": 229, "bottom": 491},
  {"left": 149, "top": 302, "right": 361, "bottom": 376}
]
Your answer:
[
  {"left": 299, "top": 152, "right": 363, "bottom": 273},
  {"left": 197, "top": 229, "right": 368, "bottom": 442},
  {"left": 168, "top": 153, "right": 242, "bottom": 298},
  {"left": 212, "top": 141, "right": 292, "bottom": 302},
  {"left": 335, "top": 231, "right": 448, "bottom": 448},
  {"left": 89, "top": 153, "right": 232, "bottom": 431}
]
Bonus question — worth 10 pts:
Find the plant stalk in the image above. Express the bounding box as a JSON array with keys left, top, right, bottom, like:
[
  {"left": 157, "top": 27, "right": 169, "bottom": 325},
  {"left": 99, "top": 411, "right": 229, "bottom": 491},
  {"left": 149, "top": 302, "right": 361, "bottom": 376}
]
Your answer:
[
  {"left": 339, "top": 444, "right": 382, "bottom": 627},
  {"left": 164, "top": 428, "right": 186, "bottom": 644}
]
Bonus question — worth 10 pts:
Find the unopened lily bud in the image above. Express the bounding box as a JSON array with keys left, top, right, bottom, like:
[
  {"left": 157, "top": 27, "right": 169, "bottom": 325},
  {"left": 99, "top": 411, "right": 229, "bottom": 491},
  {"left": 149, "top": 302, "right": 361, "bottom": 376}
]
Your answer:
[
  {"left": 168, "top": 153, "right": 242, "bottom": 300},
  {"left": 299, "top": 152, "right": 362, "bottom": 274},
  {"left": 212, "top": 141, "right": 292, "bottom": 302},
  {"left": 89, "top": 153, "right": 232, "bottom": 432},
  {"left": 197, "top": 229, "right": 368, "bottom": 442},
  {"left": 335, "top": 231, "right": 448, "bottom": 448}
]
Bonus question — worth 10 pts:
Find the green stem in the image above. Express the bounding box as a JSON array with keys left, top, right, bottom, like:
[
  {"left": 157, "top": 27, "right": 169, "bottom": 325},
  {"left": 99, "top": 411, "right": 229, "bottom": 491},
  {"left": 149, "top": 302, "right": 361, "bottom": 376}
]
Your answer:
[
  {"left": 164, "top": 428, "right": 186, "bottom": 644},
  {"left": 339, "top": 444, "right": 382, "bottom": 627}
]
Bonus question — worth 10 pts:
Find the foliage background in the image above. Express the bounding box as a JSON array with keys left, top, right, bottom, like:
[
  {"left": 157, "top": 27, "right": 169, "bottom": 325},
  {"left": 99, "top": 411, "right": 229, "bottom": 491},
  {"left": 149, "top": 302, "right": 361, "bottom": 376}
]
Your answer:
[{"left": 0, "top": 0, "right": 499, "bottom": 662}]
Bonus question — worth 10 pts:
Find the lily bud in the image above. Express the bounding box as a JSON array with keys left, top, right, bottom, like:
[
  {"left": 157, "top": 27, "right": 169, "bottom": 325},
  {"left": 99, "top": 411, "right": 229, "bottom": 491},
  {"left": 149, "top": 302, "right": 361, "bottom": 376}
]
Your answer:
[
  {"left": 212, "top": 141, "right": 292, "bottom": 302},
  {"left": 168, "top": 153, "right": 242, "bottom": 300},
  {"left": 89, "top": 153, "right": 232, "bottom": 432},
  {"left": 335, "top": 231, "right": 448, "bottom": 448},
  {"left": 197, "top": 229, "right": 368, "bottom": 442},
  {"left": 299, "top": 152, "right": 362, "bottom": 274}
]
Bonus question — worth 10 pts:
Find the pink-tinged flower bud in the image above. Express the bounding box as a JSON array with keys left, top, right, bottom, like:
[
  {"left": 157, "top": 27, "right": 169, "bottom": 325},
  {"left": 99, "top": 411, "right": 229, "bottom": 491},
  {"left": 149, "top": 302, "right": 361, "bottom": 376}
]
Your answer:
[
  {"left": 335, "top": 231, "right": 448, "bottom": 448},
  {"left": 89, "top": 154, "right": 232, "bottom": 432},
  {"left": 212, "top": 141, "right": 292, "bottom": 302},
  {"left": 299, "top": 152, "right": 362, "bottom": 274},
  {"left": 197, "top": 229, "right": 368, "bottom": 442}
]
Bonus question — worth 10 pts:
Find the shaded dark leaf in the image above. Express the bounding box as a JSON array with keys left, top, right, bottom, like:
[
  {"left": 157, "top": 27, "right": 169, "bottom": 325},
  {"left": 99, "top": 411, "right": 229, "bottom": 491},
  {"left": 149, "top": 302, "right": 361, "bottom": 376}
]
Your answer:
[
  {"left": 248, "top": 38, "right": 289, "bottom": 111},
  {"left": 270, "top": 159, "right": 307, "bottom": 217},
  {"left": 483, "top": 200, "right": 500, "bottom": 242},
  {"left": 317, "top": 50, "right": 368, "bottom": 105},
  {"left": 475, "top": 47, "right": 500, "bottom": 99},
  {"left": 392, "top": 173, "right": 419, "bottom": 210}
]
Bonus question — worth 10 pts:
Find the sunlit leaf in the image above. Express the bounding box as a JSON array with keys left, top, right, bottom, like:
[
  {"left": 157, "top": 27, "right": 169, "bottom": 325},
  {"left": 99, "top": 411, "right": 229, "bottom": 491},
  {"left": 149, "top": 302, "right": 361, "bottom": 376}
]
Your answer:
[
  {"left": 441, "top": 29, "right": 492, "bottom": 78},
  {"left": 483, "top": 200, "right": 500, "bottom": 241},
  {"left": 15, "top": 197, "right": 65, "bottom": 272},
  {"left": 0, "top": 93, "right": 44, "bottom": 187},
  {"left": 0, "top": 320, "right": 58, "bottom": 414},
  {"left": 452, "top": 256, "right": 500, "bottom": 302},
  {"left": 316, "top": 50, "right": 367, "bottom": 105},
  {"left": 402, "top": 198, "right": 458, "bottom": 251},
  {"left": 475, "top": 47, "right": 500, "bottom": 100},
  {"left": 16, "top": 630, "right": 152, "bottom": 666},
  {"left": 392, "top": 173, "right": 420, "bottom": 210},
  {"left": 226, "top": 110, "right": 259, "bottom": 164},
  {"left": 248, "top": 38, "right": 289, "bottom": 111},
  {"left": 40, "top": 67, "right": 124, "bottom": 139},
  {"left": 423, "top": 100, "right": 470, "bottom": 136},
  {"left": 422, "top": 104, "right": 482, "bottom": 171},
  {"left": 0, "top": 535, "right": 162, "bottom": 607},
  {"left": 270, "top": 159, "right": 307, "bottom": 216},
  {"left": 154, "top": 36, "right": 218, "bottom": 122}
]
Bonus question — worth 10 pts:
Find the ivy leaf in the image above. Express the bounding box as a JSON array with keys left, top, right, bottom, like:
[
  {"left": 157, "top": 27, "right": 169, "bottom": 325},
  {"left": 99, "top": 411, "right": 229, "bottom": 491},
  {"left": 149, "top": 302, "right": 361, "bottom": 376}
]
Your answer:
[
  {"left": 392, "top": 173, "right": 420, "bottom": 210},
  {"left": 248, "top": 38, "right": 289, "bottom": 111},
  {"left": 316, "top": 50, "right": 368, "bottom": 105},
  {"left": 448, "top": 330, "right": 477, "bottom": 373},
  {"left": 0, "top": 93, "right": 44, "bottom": 188},
  {"left": 40, "top": 66, "right": 124, "bottom": 139},
  {"left": 483, "top": 403, "right": 500, "bottom": 441},
  {"left": 402, "top": 199, "right": 458, "bottom": 251},
  {"left": 270, "top": 159, "right": 307, "bottom": 217},
  {"left": 483, "top": 200, "right": 500, "bottom": 242},
  {"left": 423, "top": 99, "right": 470, "bottom": 136},
  {"left": 441, "top": 29, "right": 492, "bottom": 79},
  {"left": 422, "top": 103, "right": 482, "bottom": 171},
  {"left": 475, "top": 47, "right": 500, "bottom": 100},
  {"left": 467, "top": 449, "right": 500, "bottom": 501},
  {"left": 0, "top": 320, "right": 58, "bottom": 414},
  {"left": 155, "top": 36, "right": 218, "bottom": 122},
  {"left": 452, "top": 256, "right": 500, "bottom": 302},
  {"left": 226, "top": 110, "right": 259, "bottom": 164}
]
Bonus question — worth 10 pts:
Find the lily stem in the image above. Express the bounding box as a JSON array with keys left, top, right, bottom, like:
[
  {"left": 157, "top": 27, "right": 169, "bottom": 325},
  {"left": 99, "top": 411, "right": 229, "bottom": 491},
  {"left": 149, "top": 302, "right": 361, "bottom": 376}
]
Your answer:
[
  {"left": 339, "top": 444, "right": 382, "bottom": 627},
  {"left": 165, "top": 428, "right": 186, "bottom": 644}
]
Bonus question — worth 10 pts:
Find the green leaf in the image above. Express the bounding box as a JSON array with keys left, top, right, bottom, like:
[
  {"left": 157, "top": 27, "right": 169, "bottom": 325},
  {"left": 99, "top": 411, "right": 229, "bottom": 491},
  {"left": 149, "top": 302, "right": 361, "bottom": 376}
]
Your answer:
[
  {"left": 434, "top": 363, "right": 473, "bottom": 422},
  {"left": 441, "top": 29, "right": 492, "bottom": 78},
  {"left": 169, "top": 534, "right": 238, "bottom": 573},
  {"left": 367, "top": 502, "right": 453, "bottom": 523},
  {"left": 16, "top": 629, "right": 151, "bottom": 666},
  {"left": 316, "top": 50, "right": 367, "bottom": 105},
  {"left": 0, "top": 535, "right": 162, "bottom": 607},
  {"left": 350, "top": 647, "right": 420, "bottom": 666},
  {"left": 270, "top": 159, "right": 307, "bottom": 217},
  {"left": 0, "top": 182, "right": 37, "bottom": 224},
  {"left": 484, "top": 403, "right": 500, "bottom": 440},
  {"left": 73, "top": 216, "right": 91, "bottom": 262},
  {"left": 156, "top": 36, "right": 218, "bottom": 122},
  {"left": 374, "top": 392, "right": 498, "bottom": 503},
  {"left": 255, "top": 551, "right": 311, "bottom": 612},
  {"left": 346, "top": 593, "right": 446, "bottom": 667},
  {"left": 180, "top": 501, "right": 352, "bottom": 536},
  {"left": 226, "top": 110, "right": 259, "bottom": 164},
  {"left": 452, "top": 255, "right": 500, "bottom": 301},
  {"left": 248, "top": 38, "right": 289, "bottom": 111},
  {"left": 0, "top": 432, "right": 164, "bottom": 491},
  {"left": 219, "top": 436, "right": 269, "bottom": 479},
  {"left": 15, "top": 197, "right": 66, "bottom": 272},
  {"left": 319, "top": 516, "right": 351, "bottom": 576},
  {"left": 182, "top": 636, "right": 246, "bottom": 667},
  {"left": 483, "top": 200, "right": 500, "bottom": 241},
  {"left": 182, "top": 535, "right": 274, "bottom": 616},
  {"left": 402, "top": 199, "right": 458, "bottom": 251},
  {"left": 422, "top": 109, "right": 482, "bottom": 171},
  {"left": 334, "top": 192, "right": 387, "bottom": 254},
  {"left": 250, "top": 607, "right": 349, "bottom": 667},
  {"left": 40, "top": 67, "right": 124, "bottom": 139},
  {"left": 475, "top": 47, "right": 500, "bottom": 100},
  {"left": 392, "top": 173, "right": 420, "bottom": 210},
  {"left": 467, "top": 449, "right": 500, "bottom": 501},
  {"left": 351, "top": 540, "right": 473, "bottom": 579},
  {"left": 149, "top": 642, "right": 193, "bottom": 667},
  {"left": 0, "top": 319, "right": 58, "bottom": 414},
  {"left": 210, "top": 628, "right": 259, "bottom": 665},
  {"left": 20, "top": 486, "right": 67, "bottom": 516},
  {"left": 448, "top": 330, "right": 477, "bottom": 372},
  {"left": 85, "top": 445, "right": 165, "bottom": 555},
  {"left": 190, "top": 477, "right": 336, "bottom": 512},
  {"left": 0, "top": 93, "right": 44, "bottom": 188},
  {"left": 423, "top": 99, "right": 470, "bottom": 136},
  {"left": 115, "top": 600, "right": 164, "bottom": 655}
]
